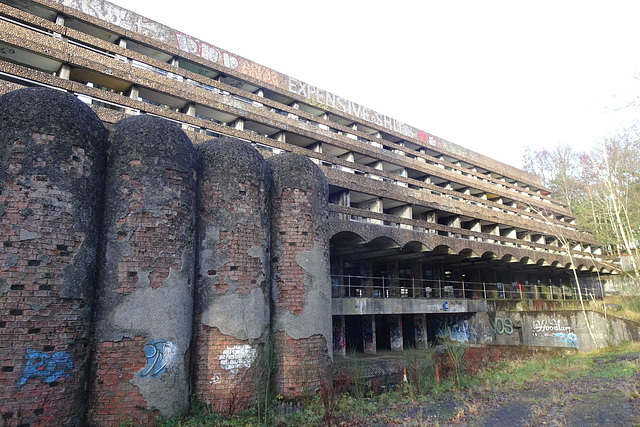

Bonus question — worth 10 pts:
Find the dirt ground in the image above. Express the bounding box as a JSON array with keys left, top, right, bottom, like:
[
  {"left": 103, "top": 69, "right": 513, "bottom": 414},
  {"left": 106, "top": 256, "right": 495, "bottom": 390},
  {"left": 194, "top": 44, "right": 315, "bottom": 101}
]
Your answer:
[{"left": 367, "top": 352, "right": 640, "bottom": 426}]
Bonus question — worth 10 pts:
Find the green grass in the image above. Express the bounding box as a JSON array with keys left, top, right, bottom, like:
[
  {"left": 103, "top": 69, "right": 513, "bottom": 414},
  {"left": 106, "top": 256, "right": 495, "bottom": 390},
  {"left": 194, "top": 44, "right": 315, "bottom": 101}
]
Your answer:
[{"left": 145, "top": 341, "right": 640, "bottom": 426}]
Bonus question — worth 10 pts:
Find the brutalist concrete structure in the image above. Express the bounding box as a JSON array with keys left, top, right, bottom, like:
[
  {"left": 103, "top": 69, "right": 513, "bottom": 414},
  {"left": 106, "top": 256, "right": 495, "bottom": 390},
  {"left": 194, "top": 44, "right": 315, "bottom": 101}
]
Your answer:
[{"left": 0, "top": 0, "right": 623, "bottom": 425}]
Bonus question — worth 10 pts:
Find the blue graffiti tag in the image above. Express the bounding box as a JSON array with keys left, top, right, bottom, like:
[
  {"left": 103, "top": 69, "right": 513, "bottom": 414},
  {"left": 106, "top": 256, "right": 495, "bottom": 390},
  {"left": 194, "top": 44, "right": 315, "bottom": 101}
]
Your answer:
[
  {"left": 18, "top": 349, "right": 72, "bottom": 388},
  {"left": 138, "top": 340, "right": 178, "bottom": 379},
  {"left": 554, "top": 332, "right": 580, "bottom": 349},
  {"left": 435, "top": 317, "right": 469, "bottom": 343}
]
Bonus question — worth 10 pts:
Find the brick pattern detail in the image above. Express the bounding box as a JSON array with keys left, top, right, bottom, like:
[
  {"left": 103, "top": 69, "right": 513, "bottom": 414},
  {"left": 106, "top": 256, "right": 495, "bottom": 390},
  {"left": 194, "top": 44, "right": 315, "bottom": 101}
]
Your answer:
[
  {"left": 193, "top": 180, "right": 267, "bottom": 412},
  {"left": 87, "top": 337, "right": 153, "bottom": 426},
  {"left": 202, "top": 181, "right": 266, "bottom": 295},
  {"left": 272, "top": 187, "right": 330, "bottom": 397},
  {"left": 273, "top": 188, "right": 315, "bottom": 315},
  {"left": 0, "top": 137, "right": 91, "bottom": 426},
  {"left": 192, "top": 324, "right": 258, "bottom": 414},
  {"left": 275, "top": 332, "right": 330, "bottom": 397},
  {"left": 91, "top": 165, "right": 194, "bottom": 424},
  {"left": 115, "top": 170, "right": 189, "bottom": 293}
]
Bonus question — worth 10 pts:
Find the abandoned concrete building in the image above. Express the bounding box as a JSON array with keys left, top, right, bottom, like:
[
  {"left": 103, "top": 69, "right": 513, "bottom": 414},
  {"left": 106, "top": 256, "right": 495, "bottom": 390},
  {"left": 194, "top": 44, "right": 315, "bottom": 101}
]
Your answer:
[{"left": 0, "top": 0, "right": 624, "bottom": 425}]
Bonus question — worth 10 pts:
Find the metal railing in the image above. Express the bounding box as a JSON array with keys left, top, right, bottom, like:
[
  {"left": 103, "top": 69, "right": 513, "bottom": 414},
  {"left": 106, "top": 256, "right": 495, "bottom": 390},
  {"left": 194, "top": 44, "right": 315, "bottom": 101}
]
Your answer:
[{"left": 331, "top": 274, "right": 601, "bottom": 301}]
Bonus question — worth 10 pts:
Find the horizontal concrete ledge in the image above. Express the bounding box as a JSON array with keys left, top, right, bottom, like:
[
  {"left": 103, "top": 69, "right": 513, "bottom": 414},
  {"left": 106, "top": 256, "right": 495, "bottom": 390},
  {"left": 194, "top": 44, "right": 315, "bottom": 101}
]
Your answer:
[{"left": 332, "top": 297, "right": 490, "bottom": 316}]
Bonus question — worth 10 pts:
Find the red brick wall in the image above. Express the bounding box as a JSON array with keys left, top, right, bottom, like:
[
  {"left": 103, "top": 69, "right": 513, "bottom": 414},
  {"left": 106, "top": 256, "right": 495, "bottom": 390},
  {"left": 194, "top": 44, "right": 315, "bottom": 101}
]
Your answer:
[
  {"left": 0, "top": 136, "right": 94, "bottom": 426},
  {"left": 87, "top": 337, "right": 152, "bottom": 426},
  {"left": 271, "top": 187, "right": 330, "bottom": 398},
  {"left": 273, "top": 188, "right": 315, "bottom": 315},
  {"left": 192, "top": 325, "right": 258, "bottom": 414},
  {"left": 89, "top": 164, "right": 194, "bottom": 425},
  {"left": 193, "top": 176, "right": 268, "bottom": 412},
  {"left": 275, "top": 332, "right": 329, "bottom": 396}
]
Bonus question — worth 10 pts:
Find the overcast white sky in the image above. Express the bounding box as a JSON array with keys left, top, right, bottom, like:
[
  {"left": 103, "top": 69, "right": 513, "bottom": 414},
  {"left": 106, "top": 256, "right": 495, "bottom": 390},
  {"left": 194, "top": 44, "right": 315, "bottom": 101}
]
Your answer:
[{"left": 109, "top": 0, "right": 640, "bottom": 168}]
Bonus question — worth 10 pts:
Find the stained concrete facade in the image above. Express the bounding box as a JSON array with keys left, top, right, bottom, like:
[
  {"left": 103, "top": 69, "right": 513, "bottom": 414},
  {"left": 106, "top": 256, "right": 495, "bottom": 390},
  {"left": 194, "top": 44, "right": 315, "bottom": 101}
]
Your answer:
[{"left": 0, "top": 0, "right": 624, "bottom": 425}]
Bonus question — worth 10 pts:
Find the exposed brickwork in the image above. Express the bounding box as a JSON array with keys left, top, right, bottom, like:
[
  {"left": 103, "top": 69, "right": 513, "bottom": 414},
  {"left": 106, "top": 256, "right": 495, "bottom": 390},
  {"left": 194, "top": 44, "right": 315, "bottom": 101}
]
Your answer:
[
  {"left": 90, "top": 166, "right": 194, "bottom": 423},
  {"left": 274, "top": 332, "right": 330, "bottom": 397},
  {"left": 273, "top": 188, "right": 315, "bottom": 315},
  {"left": 87, "top": 337, "right": 154, "bottom": 426},
  {"left": 114, "top": 171, "right": 187, "bottom": 293},
  {"left": 200, "top": 180, "right": 267, "bottom": 295},
  {"left": 192, "top": 324, "right": 259, "bottom": 413},
  {"left": 193, "top": 151, "right": 269, "bottom": 414},
  {"left": 0, "top": 137, "right": 93, "bottom": 426},
  {"left": 270, "top": 173, "right": 331, "bottom": 398},
  {"left": 90, "top": 115, "right": 197, "bottom": 424}
]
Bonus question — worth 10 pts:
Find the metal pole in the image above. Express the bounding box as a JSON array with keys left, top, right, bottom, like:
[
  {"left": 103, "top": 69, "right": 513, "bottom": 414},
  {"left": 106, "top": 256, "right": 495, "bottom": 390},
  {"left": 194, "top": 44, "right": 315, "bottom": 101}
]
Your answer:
[
  {"left": 483, "top": 281, "right": 486, "bottom": 299},
  {"left": 382, "top": 275, "right": 385, "bottom": 298}
]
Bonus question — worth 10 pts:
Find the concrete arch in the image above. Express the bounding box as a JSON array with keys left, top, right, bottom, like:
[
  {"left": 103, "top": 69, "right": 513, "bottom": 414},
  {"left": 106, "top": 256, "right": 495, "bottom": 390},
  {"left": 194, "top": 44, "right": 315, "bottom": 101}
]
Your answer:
[
  {"left": 330, "top": 230, "right": 367, "bottom": 247},
  {"left": 536, "top": 258, "right": 550, "bottom": 267},
  {"left": 481, "top": 251, "right": 498, "bottom": 261},
  {"left": 458, "top": 248, "right": 480, "bottom": 259},
  {"left": 369, "top": 236, "right": 401, "bottom": 250},
  {"left": 403, "top": 240, "right": 429, "bottom": 253},
  {"left": 432, "top": 244, "right": 454, "bottom": 255}
]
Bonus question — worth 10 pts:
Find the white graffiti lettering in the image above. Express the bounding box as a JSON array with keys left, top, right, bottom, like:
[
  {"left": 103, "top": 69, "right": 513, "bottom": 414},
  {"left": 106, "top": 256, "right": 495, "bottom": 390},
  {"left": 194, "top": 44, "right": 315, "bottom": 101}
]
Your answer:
[
  {"left": 218, "top": 344, "right": 257, "bottom": 375},
  {"left": 532, "top": 319, "right": 572, "bottom": 337},
  {"left": 175, "top": 32, "right": 239, "bottom": 71},
  {"left": 287, "top": 77, "right": 414, "bottom": 136}
]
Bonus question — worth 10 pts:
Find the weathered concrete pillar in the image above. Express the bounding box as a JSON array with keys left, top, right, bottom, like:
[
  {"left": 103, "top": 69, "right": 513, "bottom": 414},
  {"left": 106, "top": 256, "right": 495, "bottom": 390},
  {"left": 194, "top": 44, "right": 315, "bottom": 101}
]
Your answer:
[
  {"left": 363, "top": 315, "right": 377, "bottom": 354},
  {"left": 368, "top": 198, "right": 384, "bottom": 225},
  {"left": 193, "top": 138, "right": 271, "bottom": 413},
  {"left": 0, "top": 88, "right": 107, "bottom": 426},
  {"left": 88, "top": 115, "right": 197, "bottom": 425},
  {"left": 415, "top": 314, "right": 427, "bottom": 348},
  {"left": 268, "top": 153, "right": 331, "bottom": 399},
  {"left": 390, "top": 315, "right": 403, "bottom": 351},
  {"left": 332, "top": 316, "right": 346, "bottom": 357}
]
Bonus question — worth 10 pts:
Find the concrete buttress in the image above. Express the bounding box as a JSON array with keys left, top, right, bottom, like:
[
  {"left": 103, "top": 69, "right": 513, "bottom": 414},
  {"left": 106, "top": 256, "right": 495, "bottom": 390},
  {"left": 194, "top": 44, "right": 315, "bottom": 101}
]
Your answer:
[
  {"left": 267, "top": 153, "right": 332, "bottom": 398},
  {"left": 88, "top": 115, "right": 197, "bottom": 425},
  {"left": 0, "top": 88, "right": 107, "bottom": 426},
  {"left": 193, "top": 138, "right": 271, "bottom": 412}
]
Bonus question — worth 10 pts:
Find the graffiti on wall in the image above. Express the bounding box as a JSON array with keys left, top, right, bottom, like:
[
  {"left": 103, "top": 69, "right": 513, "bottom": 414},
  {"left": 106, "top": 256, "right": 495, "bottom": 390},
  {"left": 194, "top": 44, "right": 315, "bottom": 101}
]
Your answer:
[
  {"left": 531, "top": 318, "right": 579, "bottom": 349},
  {"left": 390, "top": 316, "right": 403, "bottom": 350},
  {"left": 218, "top": 344, "right": 257, "bottom": 377},
  {"left": 531, "top": 318, "right": 572, "bottom": 337},
  {"left": 288, "top": 77, "right": 413, "bottom": 136},
  {"left": 414, "top": 316, "right": 426, "bottom": 346},
  {"left": 554, "top": 332, "right": 580, "bottom": 349},
  {"left": 333, "top": 323, "right": 346, "bottom": 354},
  {"left": 363, "top": 316, "right": 375, "bottom": 353},
  {"left": 435, "top": 316, "right": 469, "bottom": 343},
  {"left": 18, "top": 349, "right": 73, "bottom": 388},
  {"left": 139, "top": 340, "right": 177, "bottom": 379},
  {"left": 417, "top": 131, "right": 437, "bottom": 147},
  {"left": 175, "top": 32, "right": 279, "bottom": 86},
  {"left": 491, "top": 316, "right": 514, "bottom": 335}
]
